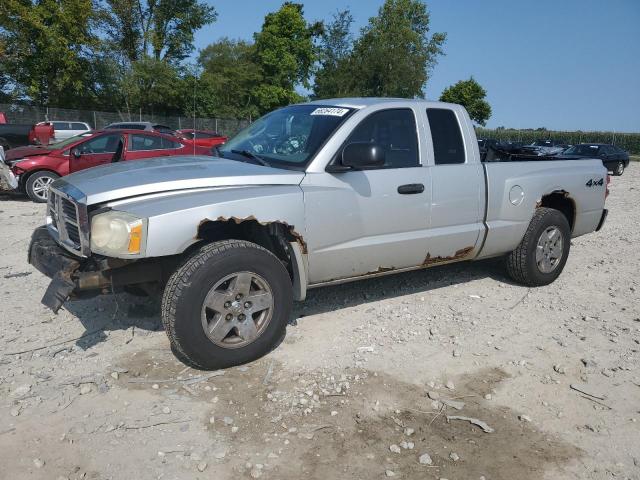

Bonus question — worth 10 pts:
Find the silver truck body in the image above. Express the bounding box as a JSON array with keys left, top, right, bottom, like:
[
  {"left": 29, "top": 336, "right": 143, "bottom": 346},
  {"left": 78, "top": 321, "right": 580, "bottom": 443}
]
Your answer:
[{"left": 44, "top": 98, "right": 607, "bottom": 300}]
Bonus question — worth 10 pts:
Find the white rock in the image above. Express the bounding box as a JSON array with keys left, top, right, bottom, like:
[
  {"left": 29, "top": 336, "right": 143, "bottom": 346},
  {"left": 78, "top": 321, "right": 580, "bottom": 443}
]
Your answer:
[
  {"left": 385, "top": 470, "right": 396, "bottom": 477},
  {"left": 110, "top": 372, "right": 119, "bottom": 380},
  {"left": 484, "top": 393, "right": 492, "bottom": 400},
  {"left": 33, "top": 458, "right": 45, "bottom": 468},
  {"left": 79, "top": 384, "right": 91, "bottom": 395},
  {"left": 445, "top": 381, "right": 455, "bottom": 390},
  {"left": 162, "top": 407, "right": 171, "bottom": 414},
  {"left": 197, "top": 462, "right": 208, "bottom": 472},
  {"left": 331, "top": 411, "right": 338, "bottom": 416},
  {"left": 223, "top": 416, "right": 234, "bottom": 425},
  {"left": 449, "top": 452, "right": 460, "bottom": 462},
  {"left": 404, "top": 427, "right": 415, "bottom": 436},
  {"left": 13, "top": 385, "right": 31, "bottom": 396},
  {"left": 389, "top": 444, "right": 401, "bottom": 454},
  {"left": 519, "top": 414, "right": 532, "bottom": 422},
  {"left": 419, "top": 453, "right": 433, "bottom": 465}
]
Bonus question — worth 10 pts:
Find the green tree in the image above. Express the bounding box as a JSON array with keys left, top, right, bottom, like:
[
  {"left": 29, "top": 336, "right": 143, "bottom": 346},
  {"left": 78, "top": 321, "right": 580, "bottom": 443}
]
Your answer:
[
  {"left": 194, "top": 38, "right": 262, "bottom": 119},
  {"left": 119, "top": 57, "right": 182, "bottom": 116},
  {"left": 252, "top": 2, "right": 322, "bottom": 113},
  {"left": 343, "top": 0, "right": 446, "bottom": 98},
  {"left": 439, "top": 77, "right": 491, "bottom": 125},
  {"left": 0, "top": 0, "right": 101, "bottom": 107},
  {"left": 99, "top": 0, "right": 217, "bottom": 63},
  {"left": 312, "top": 9, "right": 355, "bottom": 99}
]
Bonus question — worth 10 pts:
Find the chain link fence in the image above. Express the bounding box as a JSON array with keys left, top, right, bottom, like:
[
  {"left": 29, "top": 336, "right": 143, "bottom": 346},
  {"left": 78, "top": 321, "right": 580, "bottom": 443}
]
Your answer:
[{"left": 0, "top": 103, "right": 251, "bottom": 136}]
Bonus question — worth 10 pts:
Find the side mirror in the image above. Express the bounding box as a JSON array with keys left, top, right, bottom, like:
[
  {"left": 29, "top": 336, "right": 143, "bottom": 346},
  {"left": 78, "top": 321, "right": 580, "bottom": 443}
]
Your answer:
[
  {"left": 71, "top": 148, "right": 81, "bottom": 159},
  {"left": 341, "top": 142, "right": 385, "bottom": 169}
]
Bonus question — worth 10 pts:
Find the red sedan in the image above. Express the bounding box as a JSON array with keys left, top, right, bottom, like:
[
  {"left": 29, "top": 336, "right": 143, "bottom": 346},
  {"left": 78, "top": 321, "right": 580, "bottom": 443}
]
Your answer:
[
  {"left": 3, "top": 130, "right": 211, "bottom": 202},
  {"left": 176, "top": 129, "right": 227, "bottom": 149}
]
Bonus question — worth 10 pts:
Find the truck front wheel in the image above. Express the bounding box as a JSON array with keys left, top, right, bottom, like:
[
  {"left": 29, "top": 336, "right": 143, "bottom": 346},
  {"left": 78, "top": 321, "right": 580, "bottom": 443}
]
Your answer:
[
  {"left": 506, "top": 207, "right": 570, "bottom": 286},
  {"left": 161, "top": 240, "right": 293, "bottom": 370}
]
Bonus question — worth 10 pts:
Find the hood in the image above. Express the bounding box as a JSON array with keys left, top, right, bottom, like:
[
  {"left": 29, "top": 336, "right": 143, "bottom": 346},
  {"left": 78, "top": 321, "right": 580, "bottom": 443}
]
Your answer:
[
  {"left": 6, "top": 145, "right": 54, "bottom": 161},
  {"left": 54, "top": 155, "right": 306, "bottom": 205}
]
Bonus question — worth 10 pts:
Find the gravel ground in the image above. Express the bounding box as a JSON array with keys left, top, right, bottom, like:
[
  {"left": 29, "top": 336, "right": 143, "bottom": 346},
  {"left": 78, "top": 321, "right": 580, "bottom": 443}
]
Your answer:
[{"left": 0, "top": 166, "right": 638, "bottom": 480}]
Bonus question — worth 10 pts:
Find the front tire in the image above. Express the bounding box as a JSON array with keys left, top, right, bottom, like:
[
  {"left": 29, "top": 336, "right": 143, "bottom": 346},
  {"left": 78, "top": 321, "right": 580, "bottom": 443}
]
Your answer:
[
  {"left": 162, "top": 240, "right": 293, "bottom": 370},
  {"left": 25, "top": 171, "right": 59, "bottom": 203},
  {"left": 506, "top": 207, "right": 571, "bottom": 286}
]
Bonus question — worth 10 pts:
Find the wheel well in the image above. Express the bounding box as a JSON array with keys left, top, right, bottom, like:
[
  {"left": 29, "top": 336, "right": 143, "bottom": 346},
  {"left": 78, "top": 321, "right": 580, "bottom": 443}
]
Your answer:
[
  {"left": 539, "top": 191, "right": 575, "bottom": 231},
  {"left": 193, "top": 218, "right": 306, "bottom": 282}
]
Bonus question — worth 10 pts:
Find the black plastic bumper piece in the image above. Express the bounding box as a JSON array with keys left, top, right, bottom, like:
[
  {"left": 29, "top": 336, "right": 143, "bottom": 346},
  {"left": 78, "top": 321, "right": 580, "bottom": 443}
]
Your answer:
[
  {"left": 28, "top": 226, "right": 82, "bottom": 313},
  {"left": 596, "top": 209, "right": 608, "bottom": 232}
]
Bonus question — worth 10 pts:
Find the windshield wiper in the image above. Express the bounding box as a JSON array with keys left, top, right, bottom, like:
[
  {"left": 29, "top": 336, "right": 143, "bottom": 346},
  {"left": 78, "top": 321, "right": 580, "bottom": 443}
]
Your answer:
[{"left": 230, "top": 149, "right": 270, "bottom": 167}]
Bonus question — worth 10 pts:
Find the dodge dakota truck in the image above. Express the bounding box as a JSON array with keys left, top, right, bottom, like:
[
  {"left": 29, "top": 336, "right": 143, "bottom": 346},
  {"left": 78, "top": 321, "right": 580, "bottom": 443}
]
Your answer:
[{"left": 28, "top": 98, "right": 609, "bottom": 369}]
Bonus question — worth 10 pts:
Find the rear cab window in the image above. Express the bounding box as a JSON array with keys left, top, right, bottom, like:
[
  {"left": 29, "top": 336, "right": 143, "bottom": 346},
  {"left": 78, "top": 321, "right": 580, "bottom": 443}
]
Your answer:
[{"left": 426, "top": 108, "right": 466, "bottom": 165}]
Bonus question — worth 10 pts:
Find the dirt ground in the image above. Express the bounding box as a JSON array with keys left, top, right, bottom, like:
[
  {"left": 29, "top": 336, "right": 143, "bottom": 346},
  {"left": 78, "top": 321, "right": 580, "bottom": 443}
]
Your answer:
[{"left": 1, "top": 166, "right": 638, "bottom": 480}]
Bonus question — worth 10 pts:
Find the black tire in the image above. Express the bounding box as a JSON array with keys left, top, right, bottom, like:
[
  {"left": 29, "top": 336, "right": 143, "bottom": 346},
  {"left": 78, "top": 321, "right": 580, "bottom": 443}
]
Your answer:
[
  {"left": 25, "top": 171, "right": 59, "bottom": 203},
  {"left": 506, "top": 207, "right": 571, "bottom": 286},
  {"left": 613, "top": 161, "right": 624, "bottom": 176},
  {"left": 162, "top": 239, "right": 292, "bottom": 370}
]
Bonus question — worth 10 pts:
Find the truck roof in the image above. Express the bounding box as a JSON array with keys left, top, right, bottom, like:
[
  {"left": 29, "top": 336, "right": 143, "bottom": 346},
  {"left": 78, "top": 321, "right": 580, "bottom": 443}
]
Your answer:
[{"left": 304, "top": 97, "right": 455, "bottom": 110}]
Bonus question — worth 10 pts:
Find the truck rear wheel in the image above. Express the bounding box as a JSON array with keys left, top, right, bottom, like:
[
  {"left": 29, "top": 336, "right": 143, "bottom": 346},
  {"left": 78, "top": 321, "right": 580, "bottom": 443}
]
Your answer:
[
  {"left": 161, "top": 239, "right": 292, "bottom": 370},
  {"left": 506, "top": 207, "right": 570, "bottom": 286}
]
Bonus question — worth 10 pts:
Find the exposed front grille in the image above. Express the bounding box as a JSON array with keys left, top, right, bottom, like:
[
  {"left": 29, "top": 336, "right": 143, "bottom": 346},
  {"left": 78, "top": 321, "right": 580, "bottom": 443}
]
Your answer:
[{"left": 47, "top": 187, "right": 88, "bottom": 256}]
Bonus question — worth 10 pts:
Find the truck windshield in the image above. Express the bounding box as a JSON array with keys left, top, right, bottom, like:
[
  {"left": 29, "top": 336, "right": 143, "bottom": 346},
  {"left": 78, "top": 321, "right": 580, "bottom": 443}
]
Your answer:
[{"left": 219, "top": 105, "right": 353, "bottom": 169}]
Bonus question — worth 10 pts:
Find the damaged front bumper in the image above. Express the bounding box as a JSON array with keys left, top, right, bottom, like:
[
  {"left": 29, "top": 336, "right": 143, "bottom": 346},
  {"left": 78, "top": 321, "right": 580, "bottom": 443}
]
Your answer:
[
  {"left": 0, "top": 160, "right": 19, "bottom": 190},
  {"left": 29, "top": 226, "right": 165, "bottom": 312}
]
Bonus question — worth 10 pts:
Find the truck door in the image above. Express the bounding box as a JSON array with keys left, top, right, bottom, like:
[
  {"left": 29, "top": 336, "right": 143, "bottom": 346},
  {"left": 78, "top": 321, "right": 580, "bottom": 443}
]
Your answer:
[
  {"left": 303, "top": 108, "right": 432, "bottom": 284},
  {"left": 422, "top": 107, "right": 485, "bottom": 260},
  {"left": 69, "top": 133, "right": 123, "bottom": 173}
]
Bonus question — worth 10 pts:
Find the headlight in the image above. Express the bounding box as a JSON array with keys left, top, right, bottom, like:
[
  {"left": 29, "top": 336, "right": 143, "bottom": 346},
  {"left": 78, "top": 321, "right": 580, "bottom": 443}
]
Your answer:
[{"left": 90, "top": 211, "right": 145, "bottom": 256}]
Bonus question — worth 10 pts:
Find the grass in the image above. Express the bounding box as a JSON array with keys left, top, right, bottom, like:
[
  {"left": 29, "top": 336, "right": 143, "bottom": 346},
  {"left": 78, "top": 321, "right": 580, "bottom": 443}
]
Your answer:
[{"left": 629, "top": 155, "right": 640, "bottom": 162}]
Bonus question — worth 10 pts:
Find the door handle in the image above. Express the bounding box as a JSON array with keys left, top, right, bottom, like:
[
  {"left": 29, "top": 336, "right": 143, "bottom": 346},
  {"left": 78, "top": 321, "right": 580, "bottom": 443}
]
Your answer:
[{"left": 397, "top": 183, "right": 424, "bottom": 194}]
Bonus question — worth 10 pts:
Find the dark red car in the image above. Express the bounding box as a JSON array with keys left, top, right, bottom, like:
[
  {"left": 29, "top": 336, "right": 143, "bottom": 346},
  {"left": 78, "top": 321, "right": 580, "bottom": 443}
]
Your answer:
[
  {"left": 4, "top": 130, "right": 211, "bottom": 202},
  {"left": 176, "top": 129, "right": 227, "bottom": 149}
]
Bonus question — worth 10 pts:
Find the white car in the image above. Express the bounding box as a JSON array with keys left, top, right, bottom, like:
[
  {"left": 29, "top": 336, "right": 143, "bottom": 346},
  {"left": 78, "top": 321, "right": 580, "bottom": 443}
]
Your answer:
[{"left": 44, "top": 121, "right": 92, "bottom": 142}]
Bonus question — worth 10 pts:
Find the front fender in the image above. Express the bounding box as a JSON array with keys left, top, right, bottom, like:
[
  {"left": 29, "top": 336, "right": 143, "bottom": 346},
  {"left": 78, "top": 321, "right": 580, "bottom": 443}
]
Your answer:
[{"left": 106, "top": 185, "right": 307, "bottom": 258}]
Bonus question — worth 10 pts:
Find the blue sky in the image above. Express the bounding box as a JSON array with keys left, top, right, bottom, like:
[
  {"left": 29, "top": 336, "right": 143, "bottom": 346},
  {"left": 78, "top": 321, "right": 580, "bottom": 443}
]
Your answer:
[{"left": 193, "top": 0, "right": 640, "bottom": 132}]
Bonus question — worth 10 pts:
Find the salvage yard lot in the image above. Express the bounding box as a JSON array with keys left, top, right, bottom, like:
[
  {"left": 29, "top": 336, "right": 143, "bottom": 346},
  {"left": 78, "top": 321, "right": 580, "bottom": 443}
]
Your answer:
[{"left": 1, "top": 166, "right": 639, "bottom": 480}]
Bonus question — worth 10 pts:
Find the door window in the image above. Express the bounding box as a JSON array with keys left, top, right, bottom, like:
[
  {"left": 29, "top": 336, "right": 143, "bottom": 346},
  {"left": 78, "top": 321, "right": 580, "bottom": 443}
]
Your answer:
[
  {"left": 71, "top": 122, "right": 88, "bottom": 130},
  {"left": 130, "top": 134, "right": 165, "bottom": 151},
  {"left": 78, "top": 134, "right": 122, "bottom": 154},
  {"left": 427, "top": 108, "right": 466, "bottom": 165},
  {"left": 346, "top": 109, "right": 419, "bottom": 168},
  {"left": 53, "top": 122, "right": 71, "bottom": 130},
  {"left": 161, "top": 137, "right": 183, "bottom": 149}
]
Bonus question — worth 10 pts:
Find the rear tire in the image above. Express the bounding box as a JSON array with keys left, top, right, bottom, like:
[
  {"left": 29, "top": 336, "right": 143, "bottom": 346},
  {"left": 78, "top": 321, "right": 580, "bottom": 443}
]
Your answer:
[
  {"left": 162, "top": 240, "right": 292, "bottom": 370},
  {"left": 613, "top": 161, "right": 624, "bottom": 176},
  {"left": 25, "top": 171, "right": 59, "bottom": 203},
  {"left": 506, "top": 207, "right": 570, "bottom": 286}
]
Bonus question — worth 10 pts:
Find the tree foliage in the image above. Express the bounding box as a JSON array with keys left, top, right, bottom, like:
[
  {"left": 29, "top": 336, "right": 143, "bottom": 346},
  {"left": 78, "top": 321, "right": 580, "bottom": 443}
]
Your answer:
[
  {"left": 439, "top": 77, "right": 491, "bottom": 125},
  {"left": 0, "top": 0, "right": 100, "bottom": 107},
  {"left": 252, "top": 2, "right": 322, "bottom": 114},
  {"left": 313, "top": 0, "right": 446, "bottom": 99},
  {"left": 313, "top": 9, "right": 354, "bottom": 100},
  {"left": 99, "top": 0, "right": 217, "bottom": 63},
  {"left": 194, "top": 38, "right": 262, "bottom": 119}
]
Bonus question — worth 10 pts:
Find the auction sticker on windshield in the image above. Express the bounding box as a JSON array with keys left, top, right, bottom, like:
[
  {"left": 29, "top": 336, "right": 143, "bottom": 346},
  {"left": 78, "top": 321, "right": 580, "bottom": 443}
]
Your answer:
[{"left": 310, "top": 107, "right": 350, "bottom": 117}]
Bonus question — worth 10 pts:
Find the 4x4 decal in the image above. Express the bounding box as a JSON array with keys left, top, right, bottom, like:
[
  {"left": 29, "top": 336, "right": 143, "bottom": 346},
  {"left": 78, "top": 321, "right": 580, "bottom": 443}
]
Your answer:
[{"left": 586, "top": 178, "right": 604, "bottom": 187}]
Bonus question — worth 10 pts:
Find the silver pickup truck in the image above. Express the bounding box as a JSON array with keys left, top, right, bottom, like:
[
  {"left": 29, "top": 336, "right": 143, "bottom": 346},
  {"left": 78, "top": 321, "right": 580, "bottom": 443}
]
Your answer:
[{"left": 28, "top": 98, "right": 609, "bottom": 369}]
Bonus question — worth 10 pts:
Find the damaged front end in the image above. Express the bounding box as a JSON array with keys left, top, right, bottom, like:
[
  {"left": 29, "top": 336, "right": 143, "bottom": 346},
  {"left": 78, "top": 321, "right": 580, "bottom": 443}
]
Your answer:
[{"left": 29, "top": 226, "right": 166, "bottom": 312}]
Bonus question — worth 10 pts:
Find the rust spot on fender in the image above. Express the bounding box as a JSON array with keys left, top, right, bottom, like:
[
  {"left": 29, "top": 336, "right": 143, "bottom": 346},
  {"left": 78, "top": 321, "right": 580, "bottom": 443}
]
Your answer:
[
  {"left": 422, "top": 246, "right": 474, "bottom": 266},
  {"left": 196, "top": 216, "right": 307, "bottom": 254}
]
